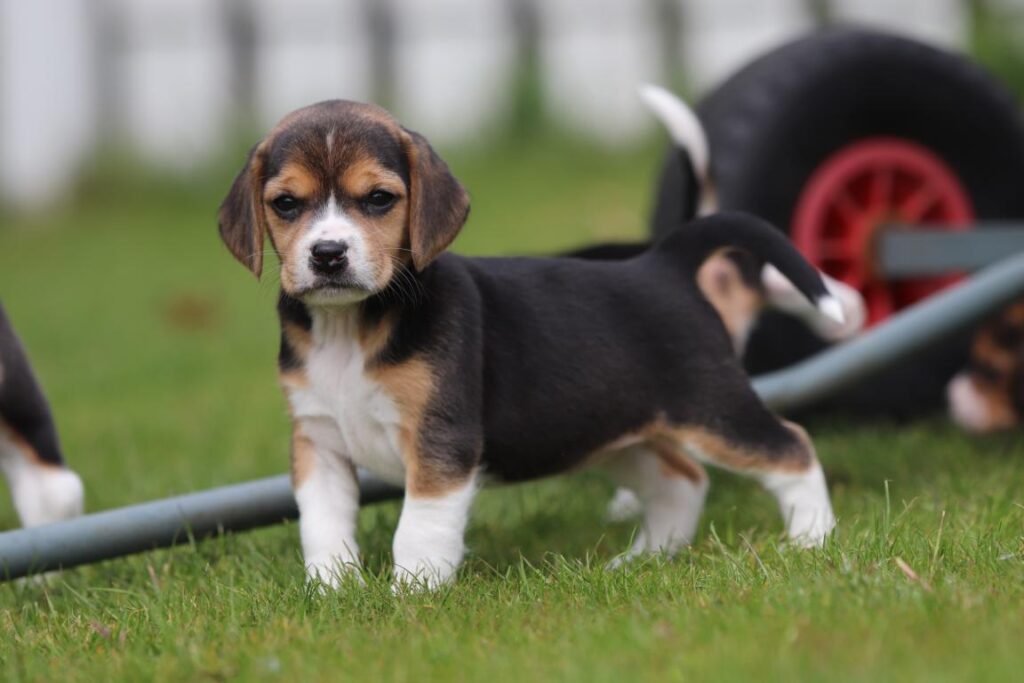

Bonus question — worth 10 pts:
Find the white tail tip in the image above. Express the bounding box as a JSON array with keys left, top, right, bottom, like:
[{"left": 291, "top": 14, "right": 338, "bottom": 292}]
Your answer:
[
  {"left": 821, "top": 275, "right": 867, "bottom": 340},
  {"left": 817, "top": 295, "right": 846, "bottom": 325},
  {"left": 637, "top": 83, "right": 708, "bottom": 182},
  {"left": 763, "top": 265, "right": 866, "bottom": 341}
]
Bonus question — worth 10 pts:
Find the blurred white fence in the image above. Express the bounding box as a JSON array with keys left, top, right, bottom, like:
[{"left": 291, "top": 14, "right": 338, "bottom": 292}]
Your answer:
[{"left": 0, "top": 0, "right": 974, "bottom": 209}]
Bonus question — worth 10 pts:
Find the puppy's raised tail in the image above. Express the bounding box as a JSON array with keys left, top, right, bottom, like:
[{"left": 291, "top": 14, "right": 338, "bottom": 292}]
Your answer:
[
  {"left": 660, "top": 211, "right": 846, "bottom": 326},
  {"left": 639, "top": 83, "right": 715, "bottom": 218},
  {"left": 639, "top": 84, "right": 708, "bottom": 185},
  {"left": 641, "top": 84, "right": 857, "bottom": 332}
]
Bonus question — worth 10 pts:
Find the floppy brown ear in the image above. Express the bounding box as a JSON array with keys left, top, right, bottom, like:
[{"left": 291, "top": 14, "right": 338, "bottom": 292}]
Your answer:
[
  {"left": 402, "top": 129, "right": 470, "bottom": 271},
  {"left": 218, "top": 142, "right": 268, "bottom": 278}
]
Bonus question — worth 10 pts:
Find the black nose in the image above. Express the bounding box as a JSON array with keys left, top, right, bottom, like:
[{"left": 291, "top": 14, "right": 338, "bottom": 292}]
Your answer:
[{"left": 310, "top": 240, "right": 348, "bottom": 275}]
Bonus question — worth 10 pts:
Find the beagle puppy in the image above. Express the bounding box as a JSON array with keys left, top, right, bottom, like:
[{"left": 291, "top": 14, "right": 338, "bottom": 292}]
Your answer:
[
  {"left": 219, "top": 100, "right": 839, "bottom": 589},
  {"left": 947, "top": 300, "right": 1024, "bottom": 432},
  {"left": 0, "top": 303, "right": 84, "bottom": 528}
]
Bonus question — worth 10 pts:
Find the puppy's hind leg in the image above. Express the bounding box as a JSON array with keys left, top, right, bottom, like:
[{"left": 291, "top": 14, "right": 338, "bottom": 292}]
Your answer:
[
  {"left": 755, "top": 421, "right": 836, "bottom": 548},
  {"left": 603, "top": 443, "right": 708, "bottom": 567},
  {"left": 673, "top": 380, "right": 836, "bottom": 547}
]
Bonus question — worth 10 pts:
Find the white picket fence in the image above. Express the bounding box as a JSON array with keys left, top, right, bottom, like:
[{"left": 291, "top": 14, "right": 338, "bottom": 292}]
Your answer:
[{"left": 0, "top": 0, "right": 975, "bottom": 209}]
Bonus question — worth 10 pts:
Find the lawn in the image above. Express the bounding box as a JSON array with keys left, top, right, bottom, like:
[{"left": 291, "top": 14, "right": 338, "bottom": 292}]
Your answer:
[{"left": 0, "top": 137, "right": 1022, "bottom": 682}]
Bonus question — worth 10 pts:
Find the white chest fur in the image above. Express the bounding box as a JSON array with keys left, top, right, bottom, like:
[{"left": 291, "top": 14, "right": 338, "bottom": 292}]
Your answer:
[{"left": 286, "top": 310, "right": 407, "bottom": 486}]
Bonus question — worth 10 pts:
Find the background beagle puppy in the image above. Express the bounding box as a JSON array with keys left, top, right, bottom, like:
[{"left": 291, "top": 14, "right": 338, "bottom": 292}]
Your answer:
[
  {"left": 219, "top": 100, "right": 840, "bottom": 589},
  {"left": 947, "top": 301, "right": 1024, "bottom": 432},
  {"left": 565, "top": 86, "right": 865, "bottom": 358},
  {"left": 0, "top": 303, "right": 84, "bottom": 528}
]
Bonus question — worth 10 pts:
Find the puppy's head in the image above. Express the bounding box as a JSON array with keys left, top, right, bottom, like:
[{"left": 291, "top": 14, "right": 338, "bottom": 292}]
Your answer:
[{"left": 218, "top": 100, "right": 469, "bottom": 305}]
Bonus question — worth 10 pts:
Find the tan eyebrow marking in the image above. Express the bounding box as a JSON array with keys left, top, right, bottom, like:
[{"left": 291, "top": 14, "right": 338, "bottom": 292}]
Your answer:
[
  {"left": 341, "top": 156, "right": 405, "bottom": 197},
  {"left": 264, "top": 161, "right": 319, "bottom": 199}
]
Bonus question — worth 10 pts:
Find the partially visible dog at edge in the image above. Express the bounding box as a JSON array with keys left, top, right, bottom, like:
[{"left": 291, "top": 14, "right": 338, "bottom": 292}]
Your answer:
[
  {"left": 947, "top": 301, "right": 1024, "bottom": 433},
  {"left": 218, "top": 93, "right": 842, "bottom": 590},
  {"left": 0, "top": 303, "right": 84, "bottom": 529}
]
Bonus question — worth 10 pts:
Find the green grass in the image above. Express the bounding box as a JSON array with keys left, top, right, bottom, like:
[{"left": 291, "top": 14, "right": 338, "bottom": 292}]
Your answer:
[{"left": 0, "top": 138, "right": 1022, "bottom": 682}]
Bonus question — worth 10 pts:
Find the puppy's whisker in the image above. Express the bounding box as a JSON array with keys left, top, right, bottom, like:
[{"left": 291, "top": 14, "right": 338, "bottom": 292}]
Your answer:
[
  {"left": 383, "top": 255, "right": 425, "bottom": 305},
  {"left": 358, "top": 229, "right": 425, "bottom": 306},
  {"left": 383, "top": 246, "right": 425, "bottom": 259}
]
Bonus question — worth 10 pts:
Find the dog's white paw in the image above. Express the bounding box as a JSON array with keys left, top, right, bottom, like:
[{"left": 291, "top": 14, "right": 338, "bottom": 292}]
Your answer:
[
  {"left": 305, "top": 556, "right": 363, "bottom": 590},
  {"left": 10, "top": 466, "right": 84, "bottom": 528},
  {"left": 786, "top": 509, "right": 837, "bottom": 548},
  {"left": 391, "top": 561, "right": 456, "bottom": 593},
  {"left": 606, "top": 487, "right": 643, "bottom": 522},
  {"left": 605, "top": 551, "right": 643, "bottom": 571},
  {"left": 760, "top": 463, "right": 836, "bottom": 549},
  {"left": 390, "top": 567, "right": 450, "bottom": 593}
]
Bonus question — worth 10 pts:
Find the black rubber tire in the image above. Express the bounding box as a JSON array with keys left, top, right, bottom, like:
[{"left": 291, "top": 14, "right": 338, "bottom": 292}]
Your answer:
[
  {"left": 655, "top": 27, "right": 1024, "bottom": 417},
  {"left": 698, "top": 27, "right": 1024, "bottom": 237}
]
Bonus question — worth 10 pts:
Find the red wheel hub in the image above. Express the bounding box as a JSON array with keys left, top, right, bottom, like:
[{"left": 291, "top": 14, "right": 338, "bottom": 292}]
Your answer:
[{"left": 792, "top": 137, "right": 974, "bottom": 325}]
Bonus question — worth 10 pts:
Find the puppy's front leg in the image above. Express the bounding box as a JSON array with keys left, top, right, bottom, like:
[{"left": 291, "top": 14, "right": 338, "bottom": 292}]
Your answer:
[
  {"left": 392, "top": 467, "right": 478, "bottom": 590},
  {"left": 291, "top": 418, "right": 362, "bottom": 588}
]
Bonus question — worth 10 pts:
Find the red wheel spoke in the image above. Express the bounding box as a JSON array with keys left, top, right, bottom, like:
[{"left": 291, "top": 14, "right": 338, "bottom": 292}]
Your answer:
[
  {"left": 867, "top": 167, "right": 893, "bottom": 211},
  {"left": 865, "top": 284, "right": 895, "bottom": 323},
  {"left": 896, "top": 279, "right": 941, "bottom": 307},
  {"left": 898, "top": 181, "right": 940, "bottom": 222},
  {"left": 816, "top": 239, "right": 855, "bottom": 259},
  {"left": 831, "top": 188, "right": 864, "bottom": 226},
  {"left": 837, "top": 269, "right": 864, "bottom": 290},
  {"left": 792, "top": 137, "right": 974, "bottom": 327}
]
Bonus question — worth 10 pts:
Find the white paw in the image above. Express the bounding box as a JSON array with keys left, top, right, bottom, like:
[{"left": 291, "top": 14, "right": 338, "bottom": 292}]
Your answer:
[
  {"left": 606, "top": 543, "right": 687, "bottom": 570},
  {"left": 305, "top": 555, "right": 363, "bottom": 590},
  {"left": 947, "top": 373, "right": 1015, "bottom": 433},
  {"left": 606, "top": 487, "right": 643, "bottom": 522},
  {"left": 760, "top": 464, "right": 836, "bottom": 549},
  {"left": 786, "top": 508, "right": 836, "bottom": 548},
  {"left": 14, "top": 570, "right": 62, "bottom": 587},
  {"left": 605, "top": 528, "right": 694, "bottom": 570},
  {"left": 391, "top": 561, "right": 456, "bottom": 592},
  {"left": 14, "top": 466, "right": 85, "bottom": 528},
  {"left": 605, "top": 552, "right": 641, "bottom": 571},
  {"left": 390, "top": 481, "right": 476, "bottom": 593}
]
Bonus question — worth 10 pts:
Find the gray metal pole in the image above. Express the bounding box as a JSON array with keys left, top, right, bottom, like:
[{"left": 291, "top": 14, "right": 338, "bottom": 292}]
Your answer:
[
  {"left": 3, "top": 251, "right": 1024, "bottom": 579},
  {"left": 878, "top": 225, "right": 1024, "bottom": 277},
  {"left": 0, "top": 473, "right": 400, "bottom": 579}
]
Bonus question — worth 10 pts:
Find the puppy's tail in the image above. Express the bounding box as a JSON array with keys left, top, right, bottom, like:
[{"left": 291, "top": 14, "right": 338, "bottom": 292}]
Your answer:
[
  {"left": 641, "top": 84, "right": 862, "bottom": 336},
  {"left": 639, "top": 83, "right": 715, "bottom": 219},
  {"left": 660, "top": 211, "right": 845, "bottom": 325}
]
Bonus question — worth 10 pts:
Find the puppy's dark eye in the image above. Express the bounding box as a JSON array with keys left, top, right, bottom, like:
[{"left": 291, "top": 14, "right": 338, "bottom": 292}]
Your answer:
[
  {"left": 363, "top": 190, "right": 396, "bottom": 211},
  {"left": 271, "top": 194, "right": 301, "bottom": 218}
]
